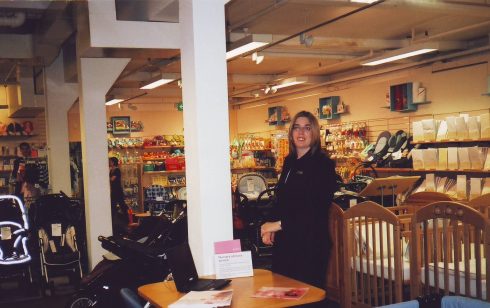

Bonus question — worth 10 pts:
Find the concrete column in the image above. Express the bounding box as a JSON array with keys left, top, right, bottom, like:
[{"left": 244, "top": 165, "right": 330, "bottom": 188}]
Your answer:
[
  {"left": 45, "top": 51, "right": 78, "bottom": 195},
  {"left": 78, "top": 57, "right": 130, "bottom": 269},
  {"left": 180, "top": 0, "right": 233, "bottom": 275}
]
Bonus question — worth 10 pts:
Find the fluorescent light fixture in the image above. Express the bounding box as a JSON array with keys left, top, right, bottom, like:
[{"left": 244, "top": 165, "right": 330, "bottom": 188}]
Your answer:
[
  {"left": 271, "top": 77, "right": 308, "bottom": 90},
  {"left": 140, "top": 75, "right": 176, "bottom": 90},
  {"left": 351, "top": 0, "right": 378, "bottom": 3},
  {"left": 360, "top": 41, "right": 460, "bottom": 66},
  {"left": 226, "top": 34, "right": 272, "bottom": 60},
  {"left": 105, "top": 98, "right": 124, "bottom": 106}
]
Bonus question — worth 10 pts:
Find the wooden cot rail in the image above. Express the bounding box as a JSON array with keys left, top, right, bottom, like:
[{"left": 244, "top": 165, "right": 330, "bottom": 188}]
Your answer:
[{"left": 409, "top": 201, "right": 490, "bottom": 302}]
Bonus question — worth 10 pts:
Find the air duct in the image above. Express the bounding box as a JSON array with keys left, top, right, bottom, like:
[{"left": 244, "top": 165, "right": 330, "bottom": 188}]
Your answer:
[{"left": 0, "top": 12, "right": 26, "bottom": 28}]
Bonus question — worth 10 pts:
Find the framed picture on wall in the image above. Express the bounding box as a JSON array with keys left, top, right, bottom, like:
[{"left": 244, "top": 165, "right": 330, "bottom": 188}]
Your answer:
[{"left": 112, "top": 116, "right": 131, "bottom": 134}]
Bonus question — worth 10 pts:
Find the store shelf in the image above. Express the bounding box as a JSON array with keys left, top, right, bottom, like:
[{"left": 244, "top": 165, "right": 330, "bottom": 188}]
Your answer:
[
  {"left": 366, "top": 168, "right": 489, "bottom": 174},
  {"left": 143, "top": 145, "right": 184, "bottom": 150},
  {"left": 143, "top": 170, "right": 185, "bottom": 175},
  {"left": 412, "top": 138, "right": 490, "bottom": 145},
  {"left": 0, "top": 135, "right": 38, "bottom": 140},
  {"left": 0, "top": 155, "right": 17, "bottom": 159},
  {"left": 231, "top": 167, "right": 276, "bottom": 172},
  {"left": 380, "top": 106, "right": 391, "bottom": 109},
  {"left": 142, "top": 158, "right": 168, "bottom": 161},
  {"left": 164, "top": 184, "right": 186, "bottom": 188},
  {"left": 241, "top": 148, "right": 272, "bottom": 151},
  {"left": 0, "top": 170, "right": 12, "bottom": 174}
]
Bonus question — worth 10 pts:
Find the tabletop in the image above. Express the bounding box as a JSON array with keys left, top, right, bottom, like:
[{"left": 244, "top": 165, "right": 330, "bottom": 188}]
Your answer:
[{"left": 138, "top": 268, "right": 326, "bottom": 307}]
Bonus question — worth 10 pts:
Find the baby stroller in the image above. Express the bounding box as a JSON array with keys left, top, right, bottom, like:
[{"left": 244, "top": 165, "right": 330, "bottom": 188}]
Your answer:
[
  {"left": 0, "top": 195, "right": 33, "bottom": 289},
  {"left": 235, "top": 173, "right": 276, "bottom": 258},
  {"left": 29, "top": 193, "right": 84, "bottom": 295},
  {"left": 67, "top": 203, "right": 187, "bottom": 308}
]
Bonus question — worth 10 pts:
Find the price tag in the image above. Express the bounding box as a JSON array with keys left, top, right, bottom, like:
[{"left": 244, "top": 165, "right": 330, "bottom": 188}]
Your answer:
[
  {"left": 1, "top": 226, "right": 12, "bottom": 240},
  {"left": 247, "top": 179, "right": 255, "bottom": 192},
  {"left": 52, "top": 223, "right": 62, "bottom": 237}
]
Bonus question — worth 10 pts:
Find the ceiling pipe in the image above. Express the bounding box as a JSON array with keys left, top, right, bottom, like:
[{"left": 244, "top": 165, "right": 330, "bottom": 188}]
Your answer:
[
  {"left": 232, "top": 44, "right": 490, "bottom": 106},
  {"left": 0, "top": 12, "right": 26, "bottom": 28},
  {"left": 227, "top": 0, "right": 289, "bottom": 33}
]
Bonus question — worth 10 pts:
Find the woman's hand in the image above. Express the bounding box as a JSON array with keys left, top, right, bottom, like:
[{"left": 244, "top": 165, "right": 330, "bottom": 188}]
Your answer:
[
  {"left": 261, "top": 221, "right": 282, "bottom": 236},
  {"left": 262, "top": 231, "right": 275, "bottom": 245}
]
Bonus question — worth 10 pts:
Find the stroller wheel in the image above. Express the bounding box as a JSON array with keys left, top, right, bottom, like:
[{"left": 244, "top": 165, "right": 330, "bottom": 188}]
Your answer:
[{"left": 66, "top": 292, "right": 95, "bottom": 308}]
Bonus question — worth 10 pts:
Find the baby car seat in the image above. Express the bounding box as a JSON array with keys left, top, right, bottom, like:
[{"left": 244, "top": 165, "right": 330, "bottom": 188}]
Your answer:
[{"left": 366, "top": 131, "right": 391, "bottom": 165}]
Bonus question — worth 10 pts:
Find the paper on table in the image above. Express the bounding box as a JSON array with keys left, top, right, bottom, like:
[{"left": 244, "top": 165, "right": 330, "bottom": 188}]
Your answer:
[
  {"left": 468, "top": 147, "right": 485, "bottom": 170},
  {"left": 447, "top": 147, "right": 459, "bottom": 170},
  {"left": 422, "top": 119, "right": 437, "bottom": 141},
  {"left": 169, "top": 290, "right": 233, "bottom": 308},
  {"left": 425, "top": 174, "right": 436, "bottom": 192},
  {"left": 457, "top": 175, "right": 467, "bottom": 200},
  {"left": 411, "top": 149, "right": 424, "bottom": 170},
  {"left": 482, "top": 178, "right": 490, "bottom": 195},
  {"left": 481, "top": 112, "right": 490, "bottom": 139},
  {"left": 436, "top": 120, "right": 448, "bottom": 141},
  {"left": 458, "top": 147, "right": 471, "bottom": 170},
  {"left": 438, "top": 148, "right": 448, "bottom": 170},
  {"left": 467, "top": 116, "right": 481, "bottom": 140},
  {"left": 412, "top": 121, "right": 424, "bottom": 143},
  {"left": 455, "top": 117, "right": 469, "bottom": 140},
  {"left": 423, "top": 148, "right": 438, "bottom": 170},
  {"left": 446, "top": 116, "right": 457, "bottom": 140},
  {"left": 469, "top": 178, "right": 482, "bottom": 200}
]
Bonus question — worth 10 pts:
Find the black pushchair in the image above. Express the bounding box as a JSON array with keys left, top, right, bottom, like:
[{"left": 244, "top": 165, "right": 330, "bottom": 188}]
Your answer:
[
  {"left": 67, "top": 201, "right": 188, "bottom": 308},
  {"left": 0, "top": 195, "right": 33, "bottom": 289},
  {"left": 235, "top": 173, "right": 275, "bottom": 258},
  {"left": 29, "top": 193, "right": 84, "bottom": 295}
]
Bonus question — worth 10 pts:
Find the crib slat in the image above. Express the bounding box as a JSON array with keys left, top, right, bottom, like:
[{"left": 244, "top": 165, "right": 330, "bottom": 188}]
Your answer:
[
  {"left": 433, "top": 218, "right": 440, "bottom": 292},
  {"left": 364, "top": 216, "right": 371, "bottom": 305},
  {"left": 464, "top": 223, "right": 471, "bottom": 297},
  {"left": 352, "top": 218, "right": 358, "bottom": 304},
  {"left": 379, "top": 220, "right": 386, "bottom": 306},
  {"left": 387, "top": 222, "right": 393, "bottom": 303},
  {"left": 358, "top": 216, "right": 364, "bottom": 303},
  {"left": 443, "top": 218, "right": 449, "bottom": 295},
  {"left": 475, "top": 228, "right": 482, "bottom": 299},
  {"left": 453, "top": 218, "right": 461, "bottom": 296},
  {"left": 423, "top": 221, "right": 429, "bottom": 296}
]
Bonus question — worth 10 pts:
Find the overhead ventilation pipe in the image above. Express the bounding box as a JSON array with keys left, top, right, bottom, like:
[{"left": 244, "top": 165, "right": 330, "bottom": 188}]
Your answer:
[{"left": 0, "top": 12, "right": 26, "bottom": 28}]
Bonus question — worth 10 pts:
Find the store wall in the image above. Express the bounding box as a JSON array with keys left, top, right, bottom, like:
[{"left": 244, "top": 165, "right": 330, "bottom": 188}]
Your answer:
[{"left": 233, "top": 53, "right": 490, "bottom": 138}]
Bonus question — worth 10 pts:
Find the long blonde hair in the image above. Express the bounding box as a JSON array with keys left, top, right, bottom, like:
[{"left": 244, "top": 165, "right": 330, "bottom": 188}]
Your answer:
[{"left": 288, "top": 111, "right": 321, "bottom": 157}]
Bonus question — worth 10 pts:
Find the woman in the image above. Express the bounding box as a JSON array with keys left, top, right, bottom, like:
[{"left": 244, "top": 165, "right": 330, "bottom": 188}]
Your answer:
[
  {"left": 109, "top": 157, "right": 129, "bottom": 233},
  {"left": 261, "top": 111, "right": 337, "bottom": 290}
]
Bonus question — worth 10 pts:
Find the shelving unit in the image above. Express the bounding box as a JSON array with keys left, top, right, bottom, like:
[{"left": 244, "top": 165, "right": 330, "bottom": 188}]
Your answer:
[
  {"left": 143, "top": 170, "right": 186, "bottom": 175},
  {"left": 366, "top": 168, "right": 489, "bottom": 174},
  {"left": 412, "top": 138, "right": 490, "bottom": 145}
]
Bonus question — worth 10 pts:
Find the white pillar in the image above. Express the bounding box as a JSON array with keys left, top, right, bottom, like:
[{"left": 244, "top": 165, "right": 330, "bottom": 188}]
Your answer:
[
  {"left": 180, "top": 0, "right": 233, "bottom": 275},
  {"left": 78, "top": 57, "right": 130, "bottom": 269},
  {"left": 45, "top": 51, "right": 78, "bottom": 195}
]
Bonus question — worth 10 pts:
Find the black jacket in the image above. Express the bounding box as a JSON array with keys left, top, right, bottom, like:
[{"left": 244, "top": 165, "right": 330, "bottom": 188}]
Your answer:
[{"left": 270, "top": 149, "right": 337, "bottom": 289}]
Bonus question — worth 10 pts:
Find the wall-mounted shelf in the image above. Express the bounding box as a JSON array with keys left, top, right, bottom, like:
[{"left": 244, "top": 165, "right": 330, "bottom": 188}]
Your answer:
[
  {"left": 481, "top": 93, "right": 490, "bottom": 96},
  {"left": 0, "top": 135, "right": 38, "bottom": 141},
  {"left": 319, "top": 96, "right": 341, "bottom": 120},
  {"left": 412, "top": 101, "right": 431, "bottom": 105},
  {"left": 412, "top": 138, "right": 490, "bottom": 145}
]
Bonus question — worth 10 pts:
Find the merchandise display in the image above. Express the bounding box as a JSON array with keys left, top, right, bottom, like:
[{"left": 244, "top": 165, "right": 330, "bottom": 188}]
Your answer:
[{"left": 108, "top": 135, "right": 186, "bottom": 212}]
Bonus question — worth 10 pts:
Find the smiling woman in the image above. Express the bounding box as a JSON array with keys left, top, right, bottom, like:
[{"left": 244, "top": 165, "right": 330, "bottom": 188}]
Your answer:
[{"left": 261, "top": 111, "right": 338, "bottom": 300}]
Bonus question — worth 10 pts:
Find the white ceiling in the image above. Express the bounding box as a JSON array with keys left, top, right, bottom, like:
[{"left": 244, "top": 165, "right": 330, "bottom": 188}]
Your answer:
[{"left": 1, "top": 0, "right": 490, "bottom": 109}]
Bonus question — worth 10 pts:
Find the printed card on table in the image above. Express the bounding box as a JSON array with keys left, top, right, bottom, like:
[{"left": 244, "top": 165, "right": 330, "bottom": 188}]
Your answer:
[
  {"left": 252, "top": 287, "right": 309, "bottom": 300},
  {"left": 214, "top": 239, "right": 253, "bottom": 279}
]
